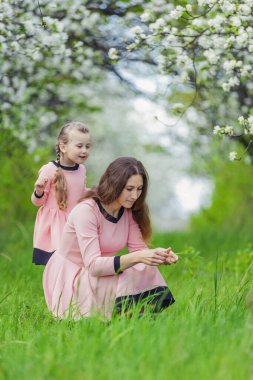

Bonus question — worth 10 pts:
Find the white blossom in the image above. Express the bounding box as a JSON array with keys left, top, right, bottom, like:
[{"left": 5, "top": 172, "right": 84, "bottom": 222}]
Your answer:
[
  {"left": 192, "top": 19, "right": 205, "bottom": 28},
  {"left": 224, "top": 126, "right": 234, "bottom": 136},
  {"left": 240, "top": 65, "right": 252, "bottom": 77},
  {"left": 140, "top": 11, "right": 153, "bottom": 22},
  {"left": 229, "top": 151, "right": 237, "bottom": 161},
  {"left": 238, "top": 4, "right": 252, "bottom": 16},
  {"left": 130, "top": 26, "right": 144, "bottom": 36},
  {"left": 213, "top": 125, "right": 221, "bottom": 135},
  {"left": 170, "top": 6, "right": 184, "bottom": 20},
  {"left": 236, "top": 31, "right": 249, "bottom": 46},
  {"left": 220, "top": 1, "right": 236, "bottom": 14},
  {"left": 238, "top": 116, "right": 245, "bottom": 124},
  {"left": 248, "top": 126, "right": 253, "bottom": 135},
  {"left": 208, "top": 15, "right": 225, "bottom": 31},
  {"left": 108, "top": 48, "right": 119, "bottom": 60},
  {"left": 149, "top": 18, "right": 166, "bottom": 32},
  {"left": 198, "top": 0, "right": 216, "bottom": 6},
  {"left": 203, "top": 49, "right": 219, "bottom": 64},
  {"left": 223, "top": 60, "right": 237, "bottom": 73},
  {"left": 247, "top": 115, "right": 253, "bottom": 128},
  {"left": 230, "top": 16, "right": 241, "bottom": 28}
]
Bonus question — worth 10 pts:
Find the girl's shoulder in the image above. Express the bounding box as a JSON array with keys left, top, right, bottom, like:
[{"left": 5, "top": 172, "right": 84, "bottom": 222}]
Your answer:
[
  {"left": 79, "top": 163, "right": 86, "bottom": 172},
  {"left": 37, "top": 161, "right": 57, "bottom": 176}
]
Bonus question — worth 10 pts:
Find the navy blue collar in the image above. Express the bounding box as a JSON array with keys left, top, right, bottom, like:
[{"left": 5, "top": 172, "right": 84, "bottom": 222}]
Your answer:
[
  {"left": 96, "top": 199, "right": 124, "bottom": 223},
  {"left": 52, "top": 160, "right": 79, "bottom": 171}
]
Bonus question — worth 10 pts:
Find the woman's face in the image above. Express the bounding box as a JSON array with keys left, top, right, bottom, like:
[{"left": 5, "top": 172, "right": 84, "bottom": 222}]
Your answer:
[{"left": 117, "top": 174, "right": 144, "bottom": 208}]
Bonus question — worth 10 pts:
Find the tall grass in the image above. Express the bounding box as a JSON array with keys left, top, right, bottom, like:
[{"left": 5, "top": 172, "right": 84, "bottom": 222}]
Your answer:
[{"left": 0, "top": 223, "right": 253, "bottom": 380}]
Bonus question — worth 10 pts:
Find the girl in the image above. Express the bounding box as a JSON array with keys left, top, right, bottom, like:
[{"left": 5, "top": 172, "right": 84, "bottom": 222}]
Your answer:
[
  {"left": 43, "top": 157, "right": 178, "bottom": 319},
  {"left": 31, "top": 121, "right": 91, "bottom": 265}
]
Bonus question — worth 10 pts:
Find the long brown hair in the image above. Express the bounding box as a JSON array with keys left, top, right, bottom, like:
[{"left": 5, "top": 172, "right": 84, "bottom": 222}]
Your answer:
[
  {"left": 53, "top": 121, "right": 90, "bottom": 210},
  {"left": 80, "top": 157, "right": 152, "bottom": 242}
]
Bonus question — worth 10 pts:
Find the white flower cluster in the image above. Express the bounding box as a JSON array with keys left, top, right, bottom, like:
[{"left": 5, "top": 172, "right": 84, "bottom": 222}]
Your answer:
[
  {"left": 213, "top": 115, "right": 253, "bottom": 160},
  {"left": 238, "top": 115, "right": 253, "bottom": 135},
  {"left": 128, "top": 0, "right": 253, "bottom": 98},
  {"left": 213, "top": 115, "right": 253, "bottom": 137},
  {"left": 213, "top": 125, "right": 234, "bottom": 136},
  {"left": 2, "top": 0, "right": 253, "bottom": 161},
  {"left": 229, "top": 151, "right": 237, "bottom": 161},
  {"left": 108, "top": 48, "right": 119, "bottom": 60},
  {"left": 0, "top": 0, "right": 120, "bottom": 136}
]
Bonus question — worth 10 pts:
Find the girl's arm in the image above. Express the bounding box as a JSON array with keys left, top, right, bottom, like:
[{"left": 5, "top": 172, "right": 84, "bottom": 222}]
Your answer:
[{"left": 31, "top": 164, "right": 51, "bottom": 206}]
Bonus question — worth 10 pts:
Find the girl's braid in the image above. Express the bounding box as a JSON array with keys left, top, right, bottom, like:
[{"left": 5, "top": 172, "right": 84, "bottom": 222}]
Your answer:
[{"left": 56, "top": 144, "right": 61, "bottom": 163}]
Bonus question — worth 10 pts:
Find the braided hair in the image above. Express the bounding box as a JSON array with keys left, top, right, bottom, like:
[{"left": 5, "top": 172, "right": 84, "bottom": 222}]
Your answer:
[{"left": 53, "top": 122, "right": 90, "bottom": 210}]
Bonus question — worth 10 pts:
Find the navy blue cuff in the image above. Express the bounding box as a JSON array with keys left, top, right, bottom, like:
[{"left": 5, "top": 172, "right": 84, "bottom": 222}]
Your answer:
[
  {"left": 114, "top": 256, "right": 123, "bottom": 274},
  {"left": 34, "top": 190, "right": 44, "bottom": 198},
  {"left": 32, "top": 248, "right": 54, "bottom": 265}
]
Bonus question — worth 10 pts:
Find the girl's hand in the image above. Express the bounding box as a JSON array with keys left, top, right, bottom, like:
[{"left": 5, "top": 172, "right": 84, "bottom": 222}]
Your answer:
[
  {"left": 164, "top": 247, "right": 178, "bottom": 265},
  {"left": 138, "top": 248, "right": 169, "bottom": 266},
  {"left": 34, "top": 178, "right": 48, "bottom": 196}
]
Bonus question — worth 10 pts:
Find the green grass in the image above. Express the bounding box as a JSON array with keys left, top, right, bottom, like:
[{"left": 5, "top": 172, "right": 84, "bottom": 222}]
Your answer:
[{"left": 0, "top": 224, "right": 253, "bottom": 380}]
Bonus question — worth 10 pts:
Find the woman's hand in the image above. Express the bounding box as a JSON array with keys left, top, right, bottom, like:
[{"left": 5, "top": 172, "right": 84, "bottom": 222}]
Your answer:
[
  {"left": 164, "top": 247, "right": 178, "bottom": 265},
  {"left": 137, "top": 248, "right": 170, "bottom": 266},
  {"left": 34, "top": 177, "right": 48, "bottom": 196},
  {"left": 120, "top": 247, "right": 178, "bottom": 271}
]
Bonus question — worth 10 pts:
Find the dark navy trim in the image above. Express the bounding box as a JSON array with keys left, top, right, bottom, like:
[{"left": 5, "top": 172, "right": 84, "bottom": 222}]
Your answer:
[
  {"left": 115, "top": 286, "right": 175, "bottom": 314},
  {"left": 52, "top": 160, "right": 79, "bottom": 171},
  {"left": 96, "top": 199, "right": 124, "bottom": 223},
  {"left": 34, "top": 190, "right": 44, "bottom": 198},
  {"left": 32, "top": 248, "right": 54, "bottom": 265},
  {"left": 114, "top": 256, "right": 123, "bottom": 274}
]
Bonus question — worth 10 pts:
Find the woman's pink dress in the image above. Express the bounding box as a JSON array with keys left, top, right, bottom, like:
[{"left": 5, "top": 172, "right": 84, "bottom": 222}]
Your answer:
[
  {"left": 43, "top": 198, "right": 175, "bottom": 319},
  {"left": 31, "top": 161, "right": 86, "bottom": 265}
]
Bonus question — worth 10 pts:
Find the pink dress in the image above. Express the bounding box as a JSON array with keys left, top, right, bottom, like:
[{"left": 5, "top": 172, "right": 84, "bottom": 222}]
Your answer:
[
  {"left": 43, "top": 198, "right": 175, "bottom": 319},
  {"left": 31, "top": 161, "right": 87, "bottom": 265}
]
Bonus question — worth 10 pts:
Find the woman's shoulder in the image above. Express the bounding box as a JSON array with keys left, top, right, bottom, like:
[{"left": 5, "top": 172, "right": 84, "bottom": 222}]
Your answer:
[
  {"left": 70, "top": 198, "right": 99, "bottom": 217},
  {"left": 79, "top": 198, "right": 97, "bottom": 208}
]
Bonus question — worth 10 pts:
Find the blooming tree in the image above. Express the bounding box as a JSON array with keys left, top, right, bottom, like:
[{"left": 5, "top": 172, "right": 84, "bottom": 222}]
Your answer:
[
  {"left": 108, "top": 0, "right": 253, "bottom": 161},
  {"left": 1, "top": 0, "right": 253, "bottom": 162},
  {"left": 0, "top": 0, "right": 144, "bottom": 144}
]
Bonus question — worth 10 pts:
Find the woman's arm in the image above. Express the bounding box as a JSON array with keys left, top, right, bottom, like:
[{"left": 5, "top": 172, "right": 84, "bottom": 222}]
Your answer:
[
  {"left": 121, "top": 211, "right": 178, "bottom": 271},
  {"left": 119, "top": 248, "right": 171, "bottom": 271}
]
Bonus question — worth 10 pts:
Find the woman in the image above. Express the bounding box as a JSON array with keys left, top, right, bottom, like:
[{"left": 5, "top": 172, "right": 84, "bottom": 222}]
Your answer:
[{"left": 43, "top": 157, "right": 178, "bottom": 319}]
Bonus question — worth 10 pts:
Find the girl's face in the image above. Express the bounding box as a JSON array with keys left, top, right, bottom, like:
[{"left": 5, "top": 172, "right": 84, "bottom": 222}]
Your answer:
[
  {"left": 60, "top": 130, "right": 91, "bottom": 165},
  {"left": 116, "top": 174, "right": 143, "bottom": 208}
]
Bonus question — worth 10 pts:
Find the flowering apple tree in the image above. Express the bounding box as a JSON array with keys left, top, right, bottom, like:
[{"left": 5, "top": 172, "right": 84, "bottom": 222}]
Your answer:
[
  {"left": 1, "top": 0, "right": 253, "bottom": 161},
  {"left": 0, "top": 0, "right": 143, "bottom": 144},
  {"left": 108, "top": 0, "right": 253, "bottom": 161}
]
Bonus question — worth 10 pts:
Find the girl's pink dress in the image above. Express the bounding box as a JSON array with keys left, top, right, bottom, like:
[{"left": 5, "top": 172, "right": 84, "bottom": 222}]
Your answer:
[
  {"left": 31, "top": 161, "right": 86, "bottom": 265},
  {"left": 43, "top": 198, "right": 175, "bottom": 319}
]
